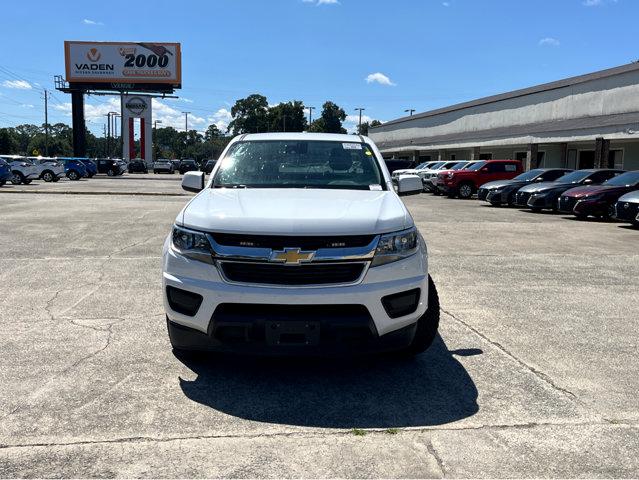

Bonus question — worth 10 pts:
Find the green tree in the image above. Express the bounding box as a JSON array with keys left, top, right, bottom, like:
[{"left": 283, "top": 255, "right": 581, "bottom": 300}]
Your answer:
[
  {"left": 204, "top": 124, "right": 222, "bottom": 142},
  {"left": 0, "top": 128, "right": 18, "bottom": 153},
  {"left": 309, "top": 101, "right": 346, "bottom": 134},
  {"left": 228, "top": 94, "right": 269, "bottom": 135},
  {"left": 267, "top": 101, "right": 308, "bottom": 132},
  {"left": 357, "top": 119, "right": 382, "bottom": 136}
]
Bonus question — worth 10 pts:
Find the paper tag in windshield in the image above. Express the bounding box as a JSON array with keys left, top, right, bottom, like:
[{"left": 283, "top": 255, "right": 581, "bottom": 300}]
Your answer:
[
  {"left": 343, "top": 143, "right": 362, "bottom": 150},
  {"left": 369, "top": 184, "right": 382, "bottom": 191}
]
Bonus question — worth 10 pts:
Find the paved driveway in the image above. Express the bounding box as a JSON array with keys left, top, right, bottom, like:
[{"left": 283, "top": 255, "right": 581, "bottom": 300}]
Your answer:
[{"left": 0, "top": 180, "right": 637, "bottom": 477}]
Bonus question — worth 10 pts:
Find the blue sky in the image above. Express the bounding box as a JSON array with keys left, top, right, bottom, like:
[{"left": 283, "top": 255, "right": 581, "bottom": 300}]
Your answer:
[{"left": 0, "top": 0, "right": 636, "bottom": 135}]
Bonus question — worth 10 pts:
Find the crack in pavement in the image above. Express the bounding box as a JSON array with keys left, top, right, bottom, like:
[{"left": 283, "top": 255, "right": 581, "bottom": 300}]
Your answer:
[
  {"left": 439, "top": 307, "right": 608, "bottom": 421},
  {"left": 425, "top": 438, "right": 446, "bottom": 477},
  {"left": 1, "top": 420, "right": 637, "bottom": 451}
]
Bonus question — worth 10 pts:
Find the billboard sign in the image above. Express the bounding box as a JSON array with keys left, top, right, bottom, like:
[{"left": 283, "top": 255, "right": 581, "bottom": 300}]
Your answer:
[{"left": 64, "top": 41, "right": 181, "bottom": 88}]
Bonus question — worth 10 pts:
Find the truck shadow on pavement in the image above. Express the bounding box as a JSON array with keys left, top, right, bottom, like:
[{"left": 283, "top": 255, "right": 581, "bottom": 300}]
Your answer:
[{"left": 176, "top": 335, "right": 480, "bottom": 428}]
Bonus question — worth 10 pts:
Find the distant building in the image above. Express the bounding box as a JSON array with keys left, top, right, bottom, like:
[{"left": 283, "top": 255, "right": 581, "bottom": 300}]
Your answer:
[{"left": 369, "top": 62, "right": 639, "bottom": 171}]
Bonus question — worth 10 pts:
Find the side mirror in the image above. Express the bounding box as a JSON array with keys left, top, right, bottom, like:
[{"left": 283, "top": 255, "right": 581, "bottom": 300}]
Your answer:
[
  {"left": 397, "top": 175, "right": 423, "bottom": 196},
  {"left": 182, "top": 171, "right": 205, "bottom": 193}
]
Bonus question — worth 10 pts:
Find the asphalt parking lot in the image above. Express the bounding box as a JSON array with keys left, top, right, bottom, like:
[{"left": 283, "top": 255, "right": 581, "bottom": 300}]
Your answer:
[{"left": 1, "top": 177, "right": 638, "bottom": 478}]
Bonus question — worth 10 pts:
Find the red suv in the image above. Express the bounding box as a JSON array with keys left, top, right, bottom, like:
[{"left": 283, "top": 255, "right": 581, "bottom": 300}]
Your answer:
[{"left": 439, "top": 160, "right": 523, "bottom": 199}]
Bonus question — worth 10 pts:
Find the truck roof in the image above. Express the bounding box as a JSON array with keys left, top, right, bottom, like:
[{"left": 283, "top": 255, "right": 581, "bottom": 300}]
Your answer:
[{"left": 240, "top": 132, "right": 368, "bottom": 142}]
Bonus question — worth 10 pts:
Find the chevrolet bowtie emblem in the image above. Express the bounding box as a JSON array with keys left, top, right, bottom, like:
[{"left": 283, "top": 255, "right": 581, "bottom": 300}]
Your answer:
[{"left": 270, "top": 248, "right": 315, "bottom": 265}]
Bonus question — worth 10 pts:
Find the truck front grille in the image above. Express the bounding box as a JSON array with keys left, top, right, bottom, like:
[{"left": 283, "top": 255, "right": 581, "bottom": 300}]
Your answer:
[
  {"left": 220, "top": 262, "right": 366, "bottom": 286},
  {"left": 211, "top": 233, "right": 375, "bottom": 250}
]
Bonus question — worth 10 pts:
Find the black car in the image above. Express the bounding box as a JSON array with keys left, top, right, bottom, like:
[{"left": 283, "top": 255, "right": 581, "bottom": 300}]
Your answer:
[
  {"left": 96, "top": 158, "right": 126, "bottom": 176},
  {"left": 179, "top": 159, "right": 198, "bottom": 174},
  {"left": 128, "top": 159, "right": 148, "bottom": 174},
  {"left": 478, "top": 168, "right": 573, "bottom": 205},
  {"left": 613, "top": 190, "right": 639, "bottom": 227},
  {"left": 514, "top": 169, "right": 625, "bottom": 211},
  {"left": 202, "top": 159, "right": 217, "bottom": 174}
]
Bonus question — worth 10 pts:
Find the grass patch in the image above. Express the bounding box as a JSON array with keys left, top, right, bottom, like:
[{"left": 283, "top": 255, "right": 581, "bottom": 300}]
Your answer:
[
  {"left": 351, "top": 428, "right": 367, "bottom": 436},
  {"left": 385, "top": 428, "right": 399, "bottom": 435}
]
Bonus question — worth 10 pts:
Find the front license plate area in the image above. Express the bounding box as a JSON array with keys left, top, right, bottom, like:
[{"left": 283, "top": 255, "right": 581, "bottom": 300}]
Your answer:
[{"left": 265, "top": 321, "right": 320, "bottom": 346}]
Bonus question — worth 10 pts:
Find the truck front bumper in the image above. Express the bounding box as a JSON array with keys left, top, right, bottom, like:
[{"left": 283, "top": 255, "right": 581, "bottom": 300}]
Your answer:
[{"left": 162, "top": 238, "right": 429, "bottom": 354}]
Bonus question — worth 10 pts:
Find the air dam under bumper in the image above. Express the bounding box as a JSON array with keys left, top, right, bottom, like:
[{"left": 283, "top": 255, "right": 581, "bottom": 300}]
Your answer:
[{"left": 163, "top": 241, "right": 429, "bottom": 354}]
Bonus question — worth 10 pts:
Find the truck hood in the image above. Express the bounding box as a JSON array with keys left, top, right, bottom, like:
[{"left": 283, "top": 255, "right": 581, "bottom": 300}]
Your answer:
[{"left": 179, "top": 188, "right": 412, "bottom": 236}]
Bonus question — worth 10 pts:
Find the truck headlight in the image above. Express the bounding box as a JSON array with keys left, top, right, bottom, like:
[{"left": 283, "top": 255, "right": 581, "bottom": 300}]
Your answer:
[
  {"left": 371, "top": 227, "right": 419, "bottom": 267},
  {"left": 171, "top": 225, "right": 214, "bottom": 263}
]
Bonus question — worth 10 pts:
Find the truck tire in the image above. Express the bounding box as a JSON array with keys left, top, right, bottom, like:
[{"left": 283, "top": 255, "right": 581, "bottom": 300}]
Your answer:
[
  {"left": 399, "top": 275, "right": 440, "bottom": 357},
  {"left": 42, "top": 171, "right": 54, "bottom": 182},
  {"left": 68, "top": 170, "right": 80, "bottom": 181},
  {"left": 11, "top": 172, "right": 23, "bottom": 185},
  {"left": 107, "top": 169, "right": 115, "bottom": 177},
  {"left": 458, "top": 182, "right": 474, "bottom": 199}
]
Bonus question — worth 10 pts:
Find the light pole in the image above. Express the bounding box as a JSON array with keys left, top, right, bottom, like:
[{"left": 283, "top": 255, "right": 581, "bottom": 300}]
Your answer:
[
  {"left": 307, "top": 106, "right": 315, "bottom": 126},
  {"left": 355, "top": 107, "right": 366, "bottom": 132},
  {"left": 153, "top": 120, "right": 162, "bottom": 161},
  {"left": 107, "top": 111, "right": 119, "bottom": 158},
  {"left": 404, "top": 108, "right": 416, "bottom": 116}
]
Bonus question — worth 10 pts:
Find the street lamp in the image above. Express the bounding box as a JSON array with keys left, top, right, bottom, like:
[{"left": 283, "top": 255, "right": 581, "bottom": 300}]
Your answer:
[{"left": 153, "top": 120, "right": 162, "bottom": 161}]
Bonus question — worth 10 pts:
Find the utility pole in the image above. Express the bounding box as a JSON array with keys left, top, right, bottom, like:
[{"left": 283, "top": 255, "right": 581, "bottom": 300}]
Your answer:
[
  {"left": 182, "top": 112, "right": 190, "bottom": 132},
  {"left": 404, "top": 108, "right": 416, "bottom": 116},
  {"left": 307, "top": 106, "right": 315, "bottom": 126},
  {"left": 355, "top": 107, "right": 366, "bottom": 132},
  {"left": 43, "top": 89, "right": 50, "bottom": 156},
  {"left": 105, "top": 113, "right": 112, "bottom": 158}
]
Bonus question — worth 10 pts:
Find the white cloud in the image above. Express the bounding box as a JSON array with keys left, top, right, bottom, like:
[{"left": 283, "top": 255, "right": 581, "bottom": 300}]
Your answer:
[
  {"left": 303, "top": 0, "right": 340, "bottom": 5},
  {"left": 365, "top": 72, "right": 396, "bottom": 86},
  {"left": 180, "top": 97, "right": 194, "bottom": 103},
  {"left": 82, "top": 18, "right": 104, "bottom": 25},
  {"left": 583, "top": 0, "right": 618, "bottom": 5},
  {"left": 539, "top": 37, "right": 560, "bottom": 47},
  {"left": 2, "top": 79, "right": 33, "bottom": 90},
  {"left": 442, "top": 1, "right": 450, "bottom": 6},
  {"left": 207, "top": 108, "right": 233, "bottom": 132}
]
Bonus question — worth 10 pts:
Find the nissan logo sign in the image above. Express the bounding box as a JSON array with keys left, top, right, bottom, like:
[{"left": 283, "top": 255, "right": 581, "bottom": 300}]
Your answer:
[{"left": 125, "top": 97, "right": 147, "bottom": 115}]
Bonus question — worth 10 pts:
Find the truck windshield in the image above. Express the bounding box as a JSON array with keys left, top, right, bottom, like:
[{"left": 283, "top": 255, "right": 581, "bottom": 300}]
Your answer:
[
  {"left": 213, "top": 140, "right": 385, "bottom": 190},
  {"left": 465, "top": 161, "right": 487, "bottom": 171}
]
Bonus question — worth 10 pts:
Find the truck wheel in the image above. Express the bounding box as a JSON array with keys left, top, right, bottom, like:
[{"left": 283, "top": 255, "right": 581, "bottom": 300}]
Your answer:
[
  {"left": 11, "top": 172, "right": 23, "bottom": 185},
  {"left": 399, "top": 275, "right": 440, "bottom": 357},
  {"left": 68, "top": 170, "right": 80, "bottom": 181},
  {"left": 107, "top": 169, "right": 115, "bottom": 177},
  {"left": 458, "top": 182, "right": 474, "bottom": 199},
  {"left": 42, "top": 171, "right": 54, "bottom": 182}
]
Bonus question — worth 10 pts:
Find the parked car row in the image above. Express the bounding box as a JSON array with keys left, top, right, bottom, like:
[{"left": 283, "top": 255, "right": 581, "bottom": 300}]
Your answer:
[
  {"left": 150, "top": 158, "right": 216, "bottom": 175},
  {"left": 391, "top": 158, "right": 639, "bottom": 228},
  {"left": 0, "top": 155, "right": 219, "bottom": 186}
]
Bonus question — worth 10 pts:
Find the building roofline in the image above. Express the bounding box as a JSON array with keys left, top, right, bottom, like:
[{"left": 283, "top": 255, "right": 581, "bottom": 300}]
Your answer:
[{"left": 371, "top": 62, "right": 639, "bottom": 130}]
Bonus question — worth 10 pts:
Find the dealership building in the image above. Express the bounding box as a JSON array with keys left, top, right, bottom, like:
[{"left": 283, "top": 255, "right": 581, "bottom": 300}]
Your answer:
[{"left": 369, "top": 62, "right": 639, "bottom": 172}]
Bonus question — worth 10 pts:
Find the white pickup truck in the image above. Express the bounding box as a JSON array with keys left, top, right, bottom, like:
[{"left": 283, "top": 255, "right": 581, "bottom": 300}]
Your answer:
[{"left": 162, "top": 133, "right": 439, "bottom": 356}]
